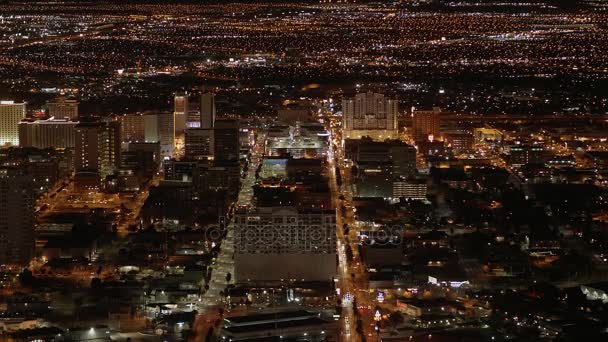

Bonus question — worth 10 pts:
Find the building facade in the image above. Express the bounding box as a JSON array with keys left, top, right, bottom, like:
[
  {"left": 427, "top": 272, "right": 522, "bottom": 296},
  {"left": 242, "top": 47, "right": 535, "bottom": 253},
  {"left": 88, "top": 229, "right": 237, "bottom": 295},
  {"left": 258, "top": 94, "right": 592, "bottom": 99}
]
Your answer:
[
  {"left": 0, "top": 101, "right": 26, "bottom": 146},
  {"left": 0, "top": 168, "right": 35, "bottom": 265},
  {"left": 510, "top": 145, "right": 546, "bottom": 167},
  {"left": 74, "top": 121, "right": 121, "bottom": 187},
  {"left": 214, "top": 119, "right": 239, "bottom": 165},
  {"left": 120, "top": 114, "right": 146, "bottom": 143},
  {"left": 143, "top": 112, "right": 175, "bottom": 158},
  {"left": 174, "top": 92, "right": 188, "bottom": 134},
  {"left": 46, "top": 96, "right": 79, "bottom": 120},
  {"left": 392, "top": 181, "right": 428, "bottom": 200},
  {"left": 234, "top": 206, "right": 336, "bottom": 283},
  {"left": 411, "top": 107, "right": 441, "bottom": 142},
  {"left": 200, "top": 92, "right": 216, "bottom": 129},
  {"left": 342, "top": 92, "right": 398, "bottom": 140},
  {"left": 184, "top": 128, "right": 214, "bottom": 160},
  {"left": 19, "top": 118, "right": 78, "bottom": 149}
]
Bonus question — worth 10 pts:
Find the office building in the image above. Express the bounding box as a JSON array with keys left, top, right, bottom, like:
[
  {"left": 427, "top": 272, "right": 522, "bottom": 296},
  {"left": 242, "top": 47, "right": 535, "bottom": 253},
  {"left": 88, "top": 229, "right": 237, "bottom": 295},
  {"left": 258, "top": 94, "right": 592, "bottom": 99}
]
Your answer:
[
  {"left": 0, "top": 168, "right": 35, "bottom": 265},
  {"left": 158, "top": 113, "right": 176, "bottom": 158},
  {"left": 234, "top": 206, "right": 336, "bottom": 283},
  {"left": 18, "top": 118, "right": 78, "bottom": 149},
  {"left": 346, "top": 139, "right": 417, "bottom": 198},
  {"left": 412, "top": 107, "right": 441, "bottom": 142},
  {"left": 141, "top": 180, "right": 196, "bottom": 227},
  {"left": 200, "top": 92, "right": 215, "bottom": 129},
  {"left": 392, "top": 180, "right": 428, "bottom": 200},
  {"left": 444, "top": 131, "right": 474, "bottom": 152},
  {"left": 184, "top": 128, "right": 214, "bottom": 160},
  {"left": 348, "top": 139, "right": 416, "bottom": 178},
  {"left": 126, "top": 142, "right": 162, "bottom": 167},
  {"left": 174, "top": 92, "right": 188, "bottom": 133},
  {"left": 214, "top": 119, "right": 239, "bottom": 165},
  {"left": 46, "top": 96, "right": 79, "bottom": 120},
  {"left": 389, "top": 143, "right": 417, "bottom": 178},
  {"left": 510, "top": 145, "right": 546, "bottom": 167},
  {"left": 122, "top": 142, "right": 162, "bottom": 178},
  {"left": 120, "top": 113, "right": 145, "bottom": 143},
  {"left": 143, "top": 114, "right": 160, "bottom": 143},
  {"left": 74, "top": 121, "right": 121, "bottom": 188},
  {"left": 0, "top": 101, "right": 26, "bottom": 146},
  {"left": 187, "top": 110, "right": 201, "bottom": 128},
  {"left": 342, "top": 92, "right": 398, "bottom": 140},
  {"left": 163, "top": 159, "right": 198, "bottom": 182},
  {"left": 143, "top": 112, "right": 175, "bottom": 158},
  {"left": 173, "top": 93, "right": 188, "bottom": 133}
]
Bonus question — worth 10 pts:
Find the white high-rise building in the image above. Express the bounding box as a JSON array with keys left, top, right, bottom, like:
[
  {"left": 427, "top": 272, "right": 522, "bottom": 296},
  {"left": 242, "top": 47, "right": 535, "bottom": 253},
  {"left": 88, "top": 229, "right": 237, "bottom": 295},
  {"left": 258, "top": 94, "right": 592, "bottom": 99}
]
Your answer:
[
  {"left": 47, "top": 96, "right": 79, "bottom": 120},
  {"left": 342, "top": 92, "right": 398, "bottom": 140},
  {"left": 234, "top": 206, "right": 336, "bottom": 283},
  {"left": 144, "top": 114, "right": 160, "bottom": 143},
  {"left": 19, "top": 118, "right": 78, "bottom": 149},
  {"left": 143, "top": 112, "right": 175, "bottom": 158},
  {"left": 0, "top": 168, "right": 35, "bottom": 265},
  {"left": 120, "top": 113, "right": 146, "bottom": 143},
  {"left": 0, "top": 101, "right": 26, "bottom": 146}
]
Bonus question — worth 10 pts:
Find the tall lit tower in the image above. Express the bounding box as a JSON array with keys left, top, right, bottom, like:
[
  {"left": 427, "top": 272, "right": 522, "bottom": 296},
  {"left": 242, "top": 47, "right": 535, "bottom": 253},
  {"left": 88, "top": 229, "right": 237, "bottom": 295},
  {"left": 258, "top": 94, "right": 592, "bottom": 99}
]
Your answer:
[
  {"left": 411, "top": 107, "right": 441, "bottom": 142},
  {"left": 0, "top": 168, "right": 35, "bottom": 266},
  {"left": 214, "top": 119, "right": 239, "bottom": 165},
  {"left": 342, "top": 92, "right": 398, "bottom": 140},
  {"left": 174, "top": 92, "right": 188, "bottom": 134},
  {"left": 0, "top": 100, "right": 26, "bottom": 146},
  {"left": 200, "top": 92, "right": 216, "bottom": 129},
  {"left": 74, "top": 120, "right": 121, "bottom": 185}
]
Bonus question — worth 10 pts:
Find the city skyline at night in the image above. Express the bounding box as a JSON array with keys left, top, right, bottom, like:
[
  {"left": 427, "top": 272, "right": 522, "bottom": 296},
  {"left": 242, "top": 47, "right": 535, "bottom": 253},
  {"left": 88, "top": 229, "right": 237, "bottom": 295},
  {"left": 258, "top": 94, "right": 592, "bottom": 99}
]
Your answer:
[{"left": 1, "top": 1, "right": 608, "bottom": 341}]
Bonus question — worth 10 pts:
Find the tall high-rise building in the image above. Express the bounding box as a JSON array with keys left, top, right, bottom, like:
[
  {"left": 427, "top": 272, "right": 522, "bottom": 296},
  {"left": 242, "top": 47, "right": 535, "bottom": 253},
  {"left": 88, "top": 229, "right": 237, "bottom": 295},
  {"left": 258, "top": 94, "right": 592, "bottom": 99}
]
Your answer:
[
  {"left": 143, "top": 112, "right": 175, "bottom": 158},
  {"left": 342, "top": 92, "right": 398, "bottom": 140},
  {"left": 144, "top": 114, "right": 160, "bottom": 143},
  {"left": 389, "top": 143, "right": 418, "bottom": 178},
  {"left": 174, "top": 93, "right": 188, "bottom": 134},
  {"left": 158, "top": 112, "right": 176, "bottom": 158},
  {"left": 18, "top": 118, "right": 78, "bottom": 149},
  {"left": 214, "top": 119, "right": 239, "bottom": 165},
  {"left": 120, "top": 113, "right": 146, "bottom": 143},
  {"left": 0, "top": 101, "right": 26, "bottom": 146},
  {"left": 346, "top": 139, "right": 417, "bottom": 198},
  {"left": 411, "top": 107, "right": 441, "bottom": 142},
  {"left": 74, "top": 120, "right": 121, "bottom": 186},
  {"left": 200, "top": 92, "right": 216, "bottom": 129},
  {"left": 0, "top": 168, "right": 35, "bottom": 265},
  {"left": 184, "top": 128, "right": 214, "bottom": 160},
  {"left": 234, "top": 206, "right": 336, "bottom": 283},
  {"left": 187, "top": 110, "right": 201, "bottom": 128},
  {"left": 46, "top": 96, "right": 79, "bottom": 120}
]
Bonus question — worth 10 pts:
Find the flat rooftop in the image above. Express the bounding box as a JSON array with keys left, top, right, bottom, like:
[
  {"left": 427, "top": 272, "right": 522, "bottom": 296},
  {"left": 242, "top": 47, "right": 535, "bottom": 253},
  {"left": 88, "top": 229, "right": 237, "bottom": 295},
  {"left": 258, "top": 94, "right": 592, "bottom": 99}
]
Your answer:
[
  {"left": 224, "top": 310, "right": 315, "bottom": 326},
  {"left": 223, "top": 317, "right": 331, "bottom": 334}
]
